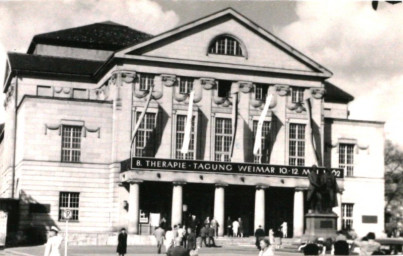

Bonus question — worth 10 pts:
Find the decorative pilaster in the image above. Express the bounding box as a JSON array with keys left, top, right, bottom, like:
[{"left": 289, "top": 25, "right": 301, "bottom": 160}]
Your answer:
[
  {"left": 214, "top": 183, "right": 227, "bottom": 237},
  {"left": 161, "top": 74, "right": 176, "bottom": 87},
  {"left": 128, "top": 180, "right": 142, "bottom": 234},
  {"left": 254, "top": 185, "right": 267, "bottom": 231},
  {"left": 171, "top": 181, "right": 185, "bottom": 226},
  {"left": 310, "top": 88, "right": 326, "bottom": 99},
  {"left": 200, "top": 78, "right": 216, "bottom": 90},
  {"left": 275, "top": 84, "right": 290, "bottom": 96},
  {"left": 293, "top": 187, "right": 306, "bottom": 237}
]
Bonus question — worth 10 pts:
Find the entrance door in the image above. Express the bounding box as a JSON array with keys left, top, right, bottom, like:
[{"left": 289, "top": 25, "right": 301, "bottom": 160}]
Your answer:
[
  {"left": 225, "top": 185, "right": 255, "bottom": 236},
  {"left": 265, "top": 187, "right": 294, "bottom": 237},
  {"left": 183, "top": 183, "right": 214, "bottom": 230}
]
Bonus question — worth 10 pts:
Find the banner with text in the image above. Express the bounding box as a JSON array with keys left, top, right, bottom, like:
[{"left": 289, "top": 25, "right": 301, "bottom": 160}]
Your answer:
[{"left": 130, "top": 157, "right": 344, "bottom": 178}]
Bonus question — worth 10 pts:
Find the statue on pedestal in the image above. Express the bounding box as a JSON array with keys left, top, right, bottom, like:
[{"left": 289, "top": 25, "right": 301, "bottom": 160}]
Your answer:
[{"left": 307, "top": 165, "right": 340, "bottom": 213}]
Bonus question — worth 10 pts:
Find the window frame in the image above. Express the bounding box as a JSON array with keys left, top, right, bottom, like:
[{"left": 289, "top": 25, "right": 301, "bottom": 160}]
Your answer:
[
  {"left": 252, "top": 120, "right": 271, "bottom": 163},
  {"left": 208, "top": 35, "right": 244, "bottom": 57},
  {"left": 288, "top": 123, "right": 306, "bottom": 166},
  {"left": 59, "top": 191, "right": 80, "bottom": 222},
  {"left": 341, "top": 203, "right": 354, "bottom": 229},
  {"left": 339, "top": 143, "right": 355, "bottom": 177},
  {"left": 133, "top": 111, "right": 157, "bottom": 157},
  {"left": 179, "top": 77, "right": 194, "bottom": 95},
  {"left": 291, "top": 87, "right": 304, "bottom": 103},
  {"left": 214, "top": 117, "right": 232, "bottom": 162},
  {"left": 255, "top": 84, "right": 268, "bottom": 101},
  {"left": 139, "top": 73, "right": 155, "bottom": 91},
  {"left": 61, "top": 125, "right": 82, "bottom": 163},
  {"left": 174, "top": 113, "right": 198, "bottom": 160}
]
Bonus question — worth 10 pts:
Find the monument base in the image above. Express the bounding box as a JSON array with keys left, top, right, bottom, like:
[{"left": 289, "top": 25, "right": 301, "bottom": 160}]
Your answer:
[{"left": 302, "top": 212, "right": 338, "bottom": 241}]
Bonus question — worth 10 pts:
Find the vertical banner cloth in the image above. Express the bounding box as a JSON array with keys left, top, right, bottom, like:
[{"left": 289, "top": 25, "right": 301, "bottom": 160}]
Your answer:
[
  {"left": 181, "top": 91, "right": 195, "bottom": 154},
  {"left": 230, "top": 84, "right": 239, "bottom": 161},
  {"left": 253, "top": 93, "right": 272, "bottom": 157},
  {"left": 130, "top": 85, "right": 154, "bottom": 153},
  {"left": 305, "top": 98, "right": 320, "bottom": 165}
]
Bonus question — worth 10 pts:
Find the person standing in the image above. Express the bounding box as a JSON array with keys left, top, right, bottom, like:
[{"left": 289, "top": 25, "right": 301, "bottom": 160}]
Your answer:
[
  {"left": 226, "top": 217, "right": 233, "bottom": 237},
  {"left": 199, "top": 224, "right": 208, "bottom": 248},
  {"left": 255, "top": 225, "right": 265, "bottom": 250},
  {"left": 116, "top": 228, "right": 128, "bottom": 256},
  {"left": 44, "top": 226, "right": 63, "bottom": 256},
  {"left": 232, "top": 219, "right": 240, "bottom": 237},
  {"left": 210, "top": 217, "right": 218, "bottom": 237},
  {"left": 268, "top": 229, "right": 275, "bottom": 246},
  {"left": 165, "top": 227, "right": 175, "bottom": 252},
  {"left": 258, "top": 238, "right": 274, "bottom": 256},
  {"left": 238, "top": 218, "right": 244, "bottom": 237},
  {"left": 281, "top": 221, "right": 288, "bottom": 238},
  {"left": 153, "top": 226, "right": 165, "bottom": 254},
  {"left": 179, "top": 225, "right": 187, "bottom": 247},
  {"left": 186, "top": 227, "right": 196, "bottom": 250}
]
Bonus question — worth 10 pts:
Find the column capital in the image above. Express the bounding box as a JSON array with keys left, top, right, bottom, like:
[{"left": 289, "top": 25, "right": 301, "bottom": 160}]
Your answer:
[
  {"left": 173, "top": 181, "right": 186, "bottom": 186},
  {"left": 256, "top": 185, "right": 268, "bottom": 190},
  {"left": 161, "top": 74, "right": 177, "bottom": 87},
  {"left": 215, "top": 183, "right": 228, "bottom": 188},
  {"left": 200, "top": 77, "right": 216, "bottom": 90},
  {"left": 128, "top": 179, "right": 143, "bottom": 185},
  {"left": 295, "top": 186, "right": 308, "bottom": 192}
]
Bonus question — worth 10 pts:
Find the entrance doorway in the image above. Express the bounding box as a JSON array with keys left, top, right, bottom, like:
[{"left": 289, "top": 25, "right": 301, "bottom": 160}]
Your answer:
[
  {"left": 183, "top": 183, "right": 214, "bottom": 229},
  {"left": 225, "top": 185, "right": 255, "bottom": 237},
  {"left": 140, "top": 181, "right": 172, "bottom": 227},
  {"left": 265, "top": 187, "right": 294, "bottom": 237}
]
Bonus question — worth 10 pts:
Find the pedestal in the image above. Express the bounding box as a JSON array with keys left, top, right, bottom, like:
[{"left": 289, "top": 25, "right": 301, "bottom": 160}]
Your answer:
[{"left": 303, "top": 213, "right": 338, "bottom": 240}]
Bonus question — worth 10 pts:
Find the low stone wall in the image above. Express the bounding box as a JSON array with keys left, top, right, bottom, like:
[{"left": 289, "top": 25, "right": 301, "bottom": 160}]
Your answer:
[{"left": 65, "top": 233, "right": 158, "bottom": 246}]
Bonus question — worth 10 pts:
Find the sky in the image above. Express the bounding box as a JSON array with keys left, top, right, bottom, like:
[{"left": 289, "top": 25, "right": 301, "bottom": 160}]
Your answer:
[{"left": 0, "top": 0, "right": 402, "bottom": 148}]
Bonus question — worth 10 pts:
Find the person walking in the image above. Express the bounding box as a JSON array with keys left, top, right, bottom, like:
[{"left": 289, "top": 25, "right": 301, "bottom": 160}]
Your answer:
[
  {"left": 232, "top": 219, "right": 239, "bottom": 237},
  {"left": 199, "top": 224, "right": 208, "bottom": 248},
  {"left": 116, "top": 228, "right": 128, "bottom": 256},
  {"left": 210, "top": 217, "right": 218, "bottom": 237},
  {"left": 153, "top": 226, "right": 165, "bottom": 254},
  {"left": 207, "top": 224, "right": 216, "bottom": 247},
  {"left": 258, "top": 238, "right": 274, "bottom": 256},
  {"left": 165, "top": 227, "right": 176, "bottom": 252},
  {"left": 44, "top": 226, "right": 63, "bottom": 256},
  {"left": 186, "top": 227, "right": 197, "bottom": 250},
  {"left": 281, "top": 221, "right": 288, "bottom": 238},
  {"left": 255, "top": 225, "right": 265, "bottom": 250},
  {"left": 238, "top": 218, "right": 244, "bottom": 237}
]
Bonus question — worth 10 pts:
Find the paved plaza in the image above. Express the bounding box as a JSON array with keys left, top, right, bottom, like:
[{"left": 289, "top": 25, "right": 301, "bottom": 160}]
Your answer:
[{"left": 4, "top": 245, "right": 301, "bottom": 256}]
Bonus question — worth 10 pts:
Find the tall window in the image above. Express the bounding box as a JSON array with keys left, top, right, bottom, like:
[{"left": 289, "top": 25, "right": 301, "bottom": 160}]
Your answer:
[
  {"left": 255, "top": 84, "right": 268, "bottom": 100},
  {"left": 339, "top": 144, "right": 354, "bottom": 177},
  {"left": 291, "top": 88, "right": 304, "bottom": 103},
  {"left": 139, "top": 74, "right": 155, "bottom": 91},
  {"left": 135, "top": 113, "right": 156, "bottom": 157},
  {"left": 208, "top": 36, "right": 243, "bottom": 56},
  {"left": 59, "top": 192, "right": 79, "bottom": 221},
  {"left": 217, "top": 80, "right": 232, "bottom": 98},
  {"left": 342, "top": 203, "right": 354, "bottom": 229},
  {"left": 253, "top": 121, "right": 270, "bottom": 163},
  {"left": 61, "top": 126, "right": 82, "bottom": 163},
  {"left": 179, "top": 77, "right": 194, "bottom": 95},
  {"left": 175, "top": 115, "right": 195, "bottom": 160},
  {"left": 215, "top": 118, "right": 232, "bottom": 162},
  {"left": 289, "top": 124, "right": 305, "bottom": 166}
]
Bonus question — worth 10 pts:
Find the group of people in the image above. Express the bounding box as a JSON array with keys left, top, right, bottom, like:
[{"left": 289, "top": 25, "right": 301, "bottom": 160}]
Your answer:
[{"left": 226, "top": 217, "right": 244, "bottom": 237}]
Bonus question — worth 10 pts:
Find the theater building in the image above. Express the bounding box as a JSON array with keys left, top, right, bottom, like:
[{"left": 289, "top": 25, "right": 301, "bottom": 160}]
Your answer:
[{"left": 0, "top": 8, "right": 385, "bottom": 241}]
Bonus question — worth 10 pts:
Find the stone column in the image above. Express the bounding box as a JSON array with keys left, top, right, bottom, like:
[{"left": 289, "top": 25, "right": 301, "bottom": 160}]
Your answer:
[
  {"left": 254, "top": 186, "right": 267, "bottom": 231},
  {"left": 171, "top": 182, "right": 185, "bottom": 226},
  {"left": 128, "top": 180, "right": 142, "bottom": 234},
  {"left": 214, "top": 184, "right": 226, "bottom": 237},
  {"left": 334, "top": 191, "right": 343, "bottom": 230},
  {"left": 293, "top": 187, "right": 305, "bottom": 237}
]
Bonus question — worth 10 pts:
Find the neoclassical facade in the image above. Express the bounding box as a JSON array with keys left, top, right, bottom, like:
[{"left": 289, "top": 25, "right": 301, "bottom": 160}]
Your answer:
[{"left": 0, "top": 8, "right": 384, "bottom": 242}]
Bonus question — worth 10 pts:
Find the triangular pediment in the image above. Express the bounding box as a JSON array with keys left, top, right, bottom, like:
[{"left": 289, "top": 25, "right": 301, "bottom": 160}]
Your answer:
[{"left": 116, "top": 8, "right": 332, "bottom": 77}]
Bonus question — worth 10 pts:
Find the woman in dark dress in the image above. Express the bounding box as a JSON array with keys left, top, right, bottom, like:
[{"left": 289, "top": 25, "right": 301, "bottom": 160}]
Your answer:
[{"left": 117, "top": 228, "right": 128, "bottom": 256}]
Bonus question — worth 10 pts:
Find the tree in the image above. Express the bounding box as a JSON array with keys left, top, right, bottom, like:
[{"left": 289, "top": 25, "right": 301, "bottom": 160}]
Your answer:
[{"left": 384, "top": 140, "right": 403, "bottom": 232}]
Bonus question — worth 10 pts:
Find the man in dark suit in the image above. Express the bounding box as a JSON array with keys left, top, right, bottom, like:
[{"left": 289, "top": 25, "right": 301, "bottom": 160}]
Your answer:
[{"left": 254, "top": 225, "right": 265, "bottom": 249}]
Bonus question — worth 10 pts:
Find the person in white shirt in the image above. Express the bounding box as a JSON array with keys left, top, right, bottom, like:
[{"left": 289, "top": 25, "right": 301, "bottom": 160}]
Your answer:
[
  {"left": 258, "top": 238, "right": 274, "bottom": 256},
  {"left": 232, "top": 220, "right": 240, "bottom": 237},
  {"left": 44, "top": 226, "right": 63, "bottom": 256},
  {"left": 164, "top": 227, "right": 175, "bottom": 252},
  {"left": 281, "top": 221, "right": 288, "bottom": 238}
]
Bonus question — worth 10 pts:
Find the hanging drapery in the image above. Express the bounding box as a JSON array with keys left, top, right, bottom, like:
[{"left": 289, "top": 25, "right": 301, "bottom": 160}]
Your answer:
[
  {"left": 181, "top": 91, "right": 195, "bottom": 155},
  {"left": 130, "top": 85, "right": 154, "bottom": 155},
  {"left": 229, "top": 84, "right": 239, "bottom": 161},
  {"left": 253, "top": 93, "right": 272, "bottom": 161},
  {"left": 305, "top": 98, "right": 320, "bottom": 165}
]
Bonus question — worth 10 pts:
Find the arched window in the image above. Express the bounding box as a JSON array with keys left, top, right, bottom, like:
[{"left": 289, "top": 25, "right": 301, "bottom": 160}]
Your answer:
[{"left": 208, "top": 36, "right": 244, "bottom": 56}]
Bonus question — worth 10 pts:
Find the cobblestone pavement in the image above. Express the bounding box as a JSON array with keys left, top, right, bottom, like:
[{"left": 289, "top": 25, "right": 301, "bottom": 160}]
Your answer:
[{"left": 4, "top": 245, "right": 302, "bottom": 256}]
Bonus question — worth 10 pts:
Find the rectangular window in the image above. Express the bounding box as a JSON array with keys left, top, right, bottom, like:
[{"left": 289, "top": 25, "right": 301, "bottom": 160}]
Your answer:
[
  {"left": 255, "top": 84, "right": 268, "bottom": 100},
  {"left": 291, "top": 88, "right": 304, "bottom": 103},
  {"left": 253, "top": 121, "right": 270, "bottom": 163},
  {"left": 342, "top": 203, "right": 354, "bottom": 229},
  {"left": 339, "top": 144, "right": 354, "bottom": 177},
  {"left": 289, "top": 124, "right": 305, "bottom": 166},
  {"left": 139, "top": 74, "right": 154, "bottom": 91},
  {"left": 37, "top": 85, "right": 52, "bottom": 97},
  {"left": 217, "top": 80, "right": 232, "bottom": 98},
  {"left": 135, "top": 112, "right": 156, "bottom": 157},
  {"left": 175, "top": 115, "right": 196, "bottom": 160},
  {"left": 61, "top": 126, "right": 82, "bottom": 163},
  {"left": 179, "top": 77, "right": 194, "bottom": 95},
  {"left": 59, "top": 192, "right": 79, "bottom": 221},
  {"left": 215, "top": 118, "right": 232, "bottom": 162}
]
